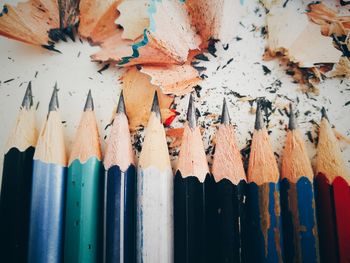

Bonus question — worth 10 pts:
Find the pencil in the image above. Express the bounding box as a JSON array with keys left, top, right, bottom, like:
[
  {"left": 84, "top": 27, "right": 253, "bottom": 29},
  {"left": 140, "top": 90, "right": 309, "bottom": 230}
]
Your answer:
[
  {"left": 28, "top": 84, "right": 67, "bottom": 263},
  {"left": 280, "top": 104, "right": 319, "bottom": 263},
  {"left": 245, "top": 101, "right": 283, "bottom": 263},
  {"left": 174, "top": 94, "right": 216, "bottom": 263},
  {"left": 137, "top": 91, "right": 173, "bottom": 262},
  {"left": 0, "top": 82, "right": 37, "bottom": 262},
  {"left": 314, "top": 108, "right": 350, "bottom": 263},
  {"left": 64, "top": 90, "right": 103, "bottom": 263},
  {"left": 211, "top": 98, "right": 247, "bottom": 263},
  {"left": 104, "top": 91, "right": 136, "bottom": 263}
]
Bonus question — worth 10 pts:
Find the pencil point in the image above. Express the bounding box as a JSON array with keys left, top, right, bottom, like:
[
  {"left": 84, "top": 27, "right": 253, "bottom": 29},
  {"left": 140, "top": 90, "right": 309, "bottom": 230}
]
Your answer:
[
  {"left": 187, "top": 94, "right": 197, "bottom": 128},
  {"left": 221, "top": 98, "right": 231, "bottom": 124},
  {"left": 84, "top": 90, "right": 94, "bottom": 111},
  {"left": 255, "top": 101, "right": 264, "bottom": 130},
  {"left": 48, "top": 82, "right": 59, "bottom": 112},
  {"left": 22, "top": 81, "right": 33, "bottom": 110},
  {"left": 321, "top": 107, "right": 329, "bottom": 122},
  {"left": 288, "top": 104, "right": 297, "bottom": 130},
  {"left": 151, "top": 91, "right": 161, "bottom": 119},
  {"left": 117, "top": 90, "right": 126, "bottom": 114}
]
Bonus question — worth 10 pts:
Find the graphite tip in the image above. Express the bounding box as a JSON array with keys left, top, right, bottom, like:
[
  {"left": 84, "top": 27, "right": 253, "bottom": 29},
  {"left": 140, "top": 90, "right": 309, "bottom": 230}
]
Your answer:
[
  {"left": 21, "top": 81, "right": 33, "bottom": 110},
  {"left": 288, "top": 103, "right": 297, "bottom": 130},
  {"left": 117, "top": 90, "right": 126, "bottom": 114},
  {"left": 84, "top": 90, "right": 94, "bottom": 111},
  {"left": 187, "top": 93, "right": 197, "bottom": 129},
  {"left": 221, "top": 98, "right": 231, "bottom": 125},
  {"left": 151, "top": 91, "right": 161, "bottom": 119},
  {"left": 48, "top": 82, "right": 59, "bottom": 112},
  {"left": 321, "top": 107, "right": 329, "bottom": 122},
  {"left": 254, "top": 101, "right": 264, "bottom": 130}
]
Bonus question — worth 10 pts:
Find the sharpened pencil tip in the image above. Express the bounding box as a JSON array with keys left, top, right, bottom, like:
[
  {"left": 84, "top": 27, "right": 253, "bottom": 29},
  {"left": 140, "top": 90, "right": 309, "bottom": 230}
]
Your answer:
[
  {"left": 117, "top": 90, "right": 126, "bottom": 114},
  {"left": 255, "top": 101, "right": 264, "bottom": 130},
  {"left": 187, "top": 94, "right": 197, "bottom": 128},
  {"left": 22, "top": 81, "right": 33, "bottom": 110},
  {"left": 48, "top": 82, "right": 59, "bottom": 112},
  {"left": 221, "top": 98, "right": 230, "bottom": 124},
  {"left": 84, "top": 90, "right": 94, "bottom": 111},
  {"left": 321, "top": 107, "right": 329, "bottom": 122},
  {"left": 288, "top": 103, "right": 297, "bottom": 130},
  {"left": 151, "top": 91, "right": 161, "bottom": 119}
]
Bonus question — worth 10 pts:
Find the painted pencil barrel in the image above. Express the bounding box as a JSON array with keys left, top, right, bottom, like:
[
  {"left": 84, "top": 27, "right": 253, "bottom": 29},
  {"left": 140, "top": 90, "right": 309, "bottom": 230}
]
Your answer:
[
  {"left": 332, "top": 176, "right": 350, "bottom": 263},
  {"left": 64, "top": 157, "right": 103, "bottom": 263},
  {"left": 215, "top": 179, "right": 247, "bottom": 263},
  {"left": 28, "top": 160, "right": 66, "bottom": 263},
  {"left": 245, "top": 182, "right": 283, "bottom": 263},
  {"left": 106, "top": 165, "right": 136, "bottom": 263},
  {"left": 136, "top": 167, "right": 173, "bottom": 263},
  {"left": 174, "top": 173, "right": 216, "bottom": 263},
  {"left": 280, "top": 177, "right": 319, "bottom": 263},
  {"left": 315, "top": 174, "right": 350, "bottom": 263},
  {"left": 0, "top": 147, "right": 35, "bottom": 262}
]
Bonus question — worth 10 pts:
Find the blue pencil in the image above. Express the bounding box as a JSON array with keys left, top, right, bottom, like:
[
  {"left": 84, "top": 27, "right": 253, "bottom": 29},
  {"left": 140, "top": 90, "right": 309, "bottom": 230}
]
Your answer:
[
  {"left": 280, "top": 104, "right": 319, "bottom": 263},
  {"left": 104, "top": 92, "right": 136, "bottom": 263},
  {"left": 28, "top": 84, "right": 67, "bottom": 263},
  {"left": 245, "top": 102, "right": 284, "bottom": 263}
]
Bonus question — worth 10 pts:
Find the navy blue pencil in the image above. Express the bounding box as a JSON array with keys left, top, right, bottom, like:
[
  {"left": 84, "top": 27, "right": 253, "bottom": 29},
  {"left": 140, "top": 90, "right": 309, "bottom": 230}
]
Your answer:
[{"left": 104, "top": 92, "right": 136, "bottom": 263}]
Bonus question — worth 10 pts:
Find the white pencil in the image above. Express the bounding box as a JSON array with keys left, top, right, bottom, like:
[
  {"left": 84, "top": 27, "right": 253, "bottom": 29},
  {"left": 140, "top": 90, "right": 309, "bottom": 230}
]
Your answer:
[{"left": 137, "top": 91, "right": 174, "bottom": 263}]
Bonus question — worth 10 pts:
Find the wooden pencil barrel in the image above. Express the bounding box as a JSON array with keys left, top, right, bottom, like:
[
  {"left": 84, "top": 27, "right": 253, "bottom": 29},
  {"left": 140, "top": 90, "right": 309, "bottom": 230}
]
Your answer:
[
  {"left": 105, "top": 164, "right": 136, "bottom": 263},
  {"left": 28, "top": 160, "right": 66, "bottom": 263},
  {"left": 174, "top": 172, "right": 216, "bottom": 263},
  {"left": 64, "top": 157, "right": 103, "bottom": 263},
  {"left": 245, "top": 182, "right": 284, "bottom": 263},
  {"left": 215, "top": 179, "right": 247, "bottom": 263},
  {"left": 280, "top": 177, "right": 319, "bottom": 263},
  {"left": 0, "top": 147, "right": 35, "bottom": 262}
]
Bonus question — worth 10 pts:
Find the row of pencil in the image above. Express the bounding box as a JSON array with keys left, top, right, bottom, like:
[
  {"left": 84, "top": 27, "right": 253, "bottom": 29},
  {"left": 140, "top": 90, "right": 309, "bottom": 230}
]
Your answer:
[{"left": 0, "top": 82, "right": 349, "bottom": 263}]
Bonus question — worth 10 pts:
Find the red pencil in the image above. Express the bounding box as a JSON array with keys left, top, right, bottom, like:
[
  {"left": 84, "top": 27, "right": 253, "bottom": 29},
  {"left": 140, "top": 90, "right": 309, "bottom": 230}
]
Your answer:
[{"left": 314, "top": 108, "right": 350, "bottom": 263}]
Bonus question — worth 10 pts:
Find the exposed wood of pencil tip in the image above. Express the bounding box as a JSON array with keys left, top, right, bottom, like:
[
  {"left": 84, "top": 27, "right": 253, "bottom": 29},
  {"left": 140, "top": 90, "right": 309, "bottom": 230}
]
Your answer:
[
  {"left": 22, "top": 81, "right": 33, "bottom": 110},
  {"left": 48, "top": 82, "right": 59, "bottom": 112},
  {"left": 104, "top": 91, "right": 134, "bottom": 170},
  {"left": 255, "top": 101, "right": 264, "bottom": 130},
  {"left": 187, "top": 93, "right": 197, "bottom": 129},
  {"left": 282, "top": 123, "right": 314, "bottom": 182},
  {"left": 139, "top": 92, "right": 171, "bottom": 170},
  {"left": 221, "top": 98, "right": 230, "bottom": 125},
  {"left": 151, "top": 90, "right": 161, "bottom": 120},
  {"left": 248, "top": 102, "right": 279, "bottom": 184},
  {"left": 6, "top": 83, "right": 37, "bottom": 152},
  {"left": 69, "top": 94, "right": 101, "bottom": 164},
  {"left": 117, "top": 90, "right": 126, "bottom": 114},
  {"left": 288, "top": 103, "right": 297, "bottom": 130},
  {"left": 84, "top": 89, "right": 94, "bottom": 111},
  {"left": 212, "top": 113, "right": 246, "bottom": 184},
  {"left": 177, "top": 95, "right": 209, "bottom": 182},
  {"left": 316, "top": 107, "right": 350, "bottom": 183}
]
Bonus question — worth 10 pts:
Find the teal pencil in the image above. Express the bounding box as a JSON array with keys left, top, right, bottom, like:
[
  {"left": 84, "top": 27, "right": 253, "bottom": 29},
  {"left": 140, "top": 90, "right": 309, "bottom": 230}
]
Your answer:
[{"left": 64, "top": 90, "right": 103, "bottom": 263}]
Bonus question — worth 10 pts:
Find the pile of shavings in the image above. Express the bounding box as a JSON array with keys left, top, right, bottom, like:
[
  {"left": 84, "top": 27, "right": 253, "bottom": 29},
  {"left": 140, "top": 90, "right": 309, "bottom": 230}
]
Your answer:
[
  {"left": 0, "top": 0, "right": 242, "bottom": 131},
  {"left": 263, "top": 0, "right": 350, "bottom": 92}
]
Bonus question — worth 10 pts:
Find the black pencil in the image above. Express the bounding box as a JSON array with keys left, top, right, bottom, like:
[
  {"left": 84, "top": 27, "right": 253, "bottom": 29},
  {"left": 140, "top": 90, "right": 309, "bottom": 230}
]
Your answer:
[
  {"left": 0, "top": 82, "right": 37, "bottom": 262},
  {"left": 212, "top": 98, "right": 247, "bottom": 263},
  {"left": 174, "top": 94, "right": 216, "bottom": 263}
]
